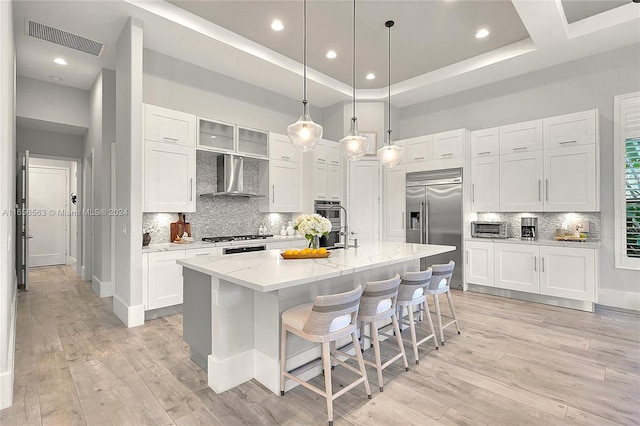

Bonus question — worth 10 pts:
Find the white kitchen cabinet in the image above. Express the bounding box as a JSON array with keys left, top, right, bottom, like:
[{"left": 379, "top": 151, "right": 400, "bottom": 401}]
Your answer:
[
  {"left": 312, "top": 140, "right": 329, "bottom": 163},
  {"left": 259, "top": 159, "right": 301, "bottom": 212},
  {"left": 327, "top": 143, "right": 342, "bottom": 167},
  {"left": 543, "top": 145, "right": 597, "bottom": 211},
  {"left": 311, "top": 140, "right": 342, "bottom": 202},
  {"left": 465, "top": 240, "right": 494, "bottom": 287},
  {"left": 539, "top": 246, "right": 595, "bottom": 302},
  {"left": 269, "top": 132, "right": 300, "bottom": 163},
  {"left": 494, "top": 243, "right": 539, "bottom": 294},
  {"left": 147, "top": 250, "right": 186, "bottom": 310},
  {"left": 197, "top": 117, "right": 268, "bottom": 159},
  {"left": 188, "top": 247, "right": 221, "bottom": 258},
  {"left": 327, "top": 165, "right": 342, "bottom": 201},
  {"left": 143, "top": 140, "right": 195, "bottom": 213},
  {"left": 470, "top": 127, "right": 500, "bottom": 157},
  {"left": 543, "top": 109, "right": 597, "bottom": 150},
  {"left": 400, "top": 135, "right": 432, "bottom": 163},
  {"left": 144, "top": 104, "right": 196, "bottom": 147},
  {"left": 433, "top": 129, "right": 465, "bottom": 159},
  {"left": 384, "top": 164, "right": 406, "bottom": 239},
  {"left": 471, "top": 156, "right": 500, "bottom": 212},
  {"left": 313, "top": 161, "right": 328, "bottom": 200},
  {"left": 499, "top": 119, "right": 543, "bottom": 155},
  {"left": 500, "top": 151, "right": 543, "bottom": 212}
]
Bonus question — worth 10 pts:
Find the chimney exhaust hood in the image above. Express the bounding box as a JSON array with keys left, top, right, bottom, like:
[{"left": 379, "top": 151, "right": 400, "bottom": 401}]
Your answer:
[{"left": 200, "top": 154, "right": 264, "bottom": 198}]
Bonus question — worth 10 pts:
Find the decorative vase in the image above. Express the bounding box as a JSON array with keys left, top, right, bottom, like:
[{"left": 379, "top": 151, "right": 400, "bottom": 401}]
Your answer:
[
  {"left": 308, "top": 235, "right": 320, "bottom": 250},
  {"left": 143, "top": 232, "right": 151, "bottom": 247}
]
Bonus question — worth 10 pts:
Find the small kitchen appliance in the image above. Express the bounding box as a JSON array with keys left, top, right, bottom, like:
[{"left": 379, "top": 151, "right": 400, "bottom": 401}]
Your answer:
[
  {"left": 471, "top": 221, "right": 508, "bottom": 239},
  {"left": 521, "top": 217, "right": 538, "bottom": 241},
  {"left": 314, "top": 200, "right": 341, "bottom": 249}
]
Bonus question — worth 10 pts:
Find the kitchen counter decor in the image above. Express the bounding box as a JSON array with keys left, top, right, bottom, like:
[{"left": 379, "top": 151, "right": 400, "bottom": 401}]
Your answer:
[
  {"left": 280, "top": 247, "right": 331, "bottom": 259},
  {"left": 293, "top": 213, "right": 332, "bottom": 249}
]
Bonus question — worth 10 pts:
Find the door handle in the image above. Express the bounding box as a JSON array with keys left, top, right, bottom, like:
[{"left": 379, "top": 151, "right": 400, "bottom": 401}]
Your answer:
[
  {"left": 163, "top": 137, "right": 179, "bottom": 142},
  {"left": 272, "top": 184, "right": 275, "bottom": 203},
  {"left": 513, "top": 146, "right": 527, "bottom": 151},
  {"left": 541, "top": 257, "right": 545, "bottom": 272},
  {"left": 534, "top": 256, "right": 537, "bottom": 272},
  {"left": 558, "top": 140, "right": 576, "bottom": 145},
  {"left": 402, "top": 212, "right": 405, "bottom": 229},
  {"left": 538, "top": 180, "right": 541, "bottom": 202},
  {"left": 189, "top": 178, "right": 193, "bottom": 201},
  {"left": 545, "top": 179, "right": 549, "bottom": 202},
  {"left": 472, "top": 184, "right": 475, "bottom": 203},
  {"left": 466, "top": 250, "right": 469, "bottom": 264},
  {"left": 419, "top": 202, "right": 424, "bottom": 244}
]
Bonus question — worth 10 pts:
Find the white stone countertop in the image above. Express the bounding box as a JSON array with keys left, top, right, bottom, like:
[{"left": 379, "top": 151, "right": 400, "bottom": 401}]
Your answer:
[
  {"left": 143, "top": 236, "right": 307, "bottom": 253},
  {"left": 177, "top": 242, "right": 456, "bottom": 293},
  {"left": 465, "top": 237, "right": 601, "bottom": 249}
]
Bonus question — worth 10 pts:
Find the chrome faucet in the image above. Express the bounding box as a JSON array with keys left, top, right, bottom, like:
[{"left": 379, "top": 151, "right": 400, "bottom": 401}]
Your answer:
[{"left": 328, "top": 205, "right": 357, "bottom": 249}]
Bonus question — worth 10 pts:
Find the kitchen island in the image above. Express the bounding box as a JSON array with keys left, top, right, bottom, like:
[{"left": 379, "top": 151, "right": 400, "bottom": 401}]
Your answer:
[{"left": 177, "top": 242, "right": 455, "bottom": 394}]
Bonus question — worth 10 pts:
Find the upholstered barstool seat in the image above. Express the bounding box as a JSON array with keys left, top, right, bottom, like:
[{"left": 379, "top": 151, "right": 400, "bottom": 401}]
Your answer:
[
  {"left": 397, "top": 269, "right": 439, "bottom": 364},
  {"left": 280, "top": 285, "right": 371, "bottom": 426},
  {"left": 338, "top": 274, "right": 408, "bottom": 392},
  {"left": 425, "top": 261, "right": 461, "bottom": 345}
]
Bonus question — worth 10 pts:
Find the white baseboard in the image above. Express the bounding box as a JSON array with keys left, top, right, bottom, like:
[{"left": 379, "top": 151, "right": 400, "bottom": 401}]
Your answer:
[
  {"left": 208, "top": 350, "right": 255, "bottom": 394},
  {"left": 112, "top": 294, "right": 145, "bottom": 328},
  {"left": 68, "top": 256, "right": 77, "bottom": 268},
  {"left": 91, "top": 276, "right": 114, "bottom": 298},
  {"left": 0, "top": 288, "right": 18, "bottom": 409},
  {"left": 598, "top": 289, "right": 640, "bottom": 312}
]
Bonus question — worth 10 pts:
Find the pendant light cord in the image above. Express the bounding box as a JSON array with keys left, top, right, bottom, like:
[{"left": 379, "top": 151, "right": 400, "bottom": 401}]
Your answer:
[
  {"left": 303, "top": 0, "right": 307, "bottom": 103},
  {"left": 387, "top": 20, "right": 393, "bottom": 146},
  {"left": 352, "top": 0, "right": 356, "bottom": 119}
]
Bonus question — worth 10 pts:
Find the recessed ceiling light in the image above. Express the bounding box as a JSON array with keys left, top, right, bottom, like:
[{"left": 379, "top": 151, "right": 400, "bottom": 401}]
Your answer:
[
  {"left": 271, "top": 19, "right": 284, "bottom": 31},
  {"left": 366, "top": 73, "right": 375, "bottom": 80},
  {"left": 326, "top": 50, "right": 337, "bottom": 59},
  {"left": 475, "top": 28, "right": 490, "bottom": 39},
  {"left": 53, "top": 57, "right": 67, "bottom": 65},
  {"left": 49, "top": 75, "right": 62, "bottom": 81}
]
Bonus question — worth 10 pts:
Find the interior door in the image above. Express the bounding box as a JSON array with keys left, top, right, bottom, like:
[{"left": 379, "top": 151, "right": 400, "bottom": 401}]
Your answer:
[
  {"left": 29, "top": 166, "right": 68, "bottom": 267},
  {"left": 16, "top": 151, "right": 29, "bottom": 290}
]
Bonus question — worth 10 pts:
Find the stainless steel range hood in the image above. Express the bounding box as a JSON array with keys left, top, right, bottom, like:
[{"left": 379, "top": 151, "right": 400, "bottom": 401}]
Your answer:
[{"left": 200, "top": 154, "right": 264, "bottom": 198}]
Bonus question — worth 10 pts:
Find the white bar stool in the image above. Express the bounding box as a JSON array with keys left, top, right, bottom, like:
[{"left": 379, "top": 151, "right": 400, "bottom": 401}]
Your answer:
[
  {"left": 398, "top": 268, "right": 439, "bottom": 364},
  {"left": 280, "top": 285, "right": 371, "bottom": 426},
  {"left": 425, "top": 261, "right": 461, "bottom": 345},
  {"left": 337, "top": 274, "right": 408, "bottom": 392}
]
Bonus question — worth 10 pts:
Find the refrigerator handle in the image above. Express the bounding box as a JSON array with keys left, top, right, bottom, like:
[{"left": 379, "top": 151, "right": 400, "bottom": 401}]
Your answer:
[{"left": 419, "top": 201, "right": 424, "bottom": 244}]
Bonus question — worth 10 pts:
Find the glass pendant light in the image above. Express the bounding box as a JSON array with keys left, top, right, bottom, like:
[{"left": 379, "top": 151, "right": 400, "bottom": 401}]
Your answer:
[
  {"left": 288, "top": 0, "right": 323, "bottom": 151},
  {"left": 340, "top": 0, "right": 368, "bottom": 161},
  {"left": 377, "top": 20, "right": 403, "bottom": 168}
]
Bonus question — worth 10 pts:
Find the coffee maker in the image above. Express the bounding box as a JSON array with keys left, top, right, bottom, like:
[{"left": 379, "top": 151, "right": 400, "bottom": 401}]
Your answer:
[{"left": 521, "top": 217, "right": 538, "bottom": 241}]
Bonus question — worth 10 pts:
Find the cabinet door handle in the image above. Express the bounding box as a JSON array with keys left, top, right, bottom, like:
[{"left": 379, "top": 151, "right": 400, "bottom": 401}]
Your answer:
[
  {"left": 538, "top": 180, "right": 541, "bottom": 202},
  {"left": 534, "top": 256, "right": 537, "bottom": 272},
  {"left": 541, "top": 257, "right": 545, "bottom": 272},
  {"left": 441, "top": 152, "right": 453, "bottom": 157},
  {"left": 190, "top": 178, "right": 193, "bottom": 201},
  {"left": 466, "top": 250, "right": 469, "bottom": 264},
  {"left": 402, "top": 212, "right": 405, "bottom": 229},
  {"left": 414, "top": 156, "right": 424, "bottom": 160},
  {"left": 559, "top": 140, "right": 576, "bottom": 145},
  {"left": 472, "top": 184, "right": 475, "bottom": 203},
  {"left": 163, "top": 137, "right": 179, "bottom": 142},
  {"left": 272, "top": 184, "right": 275, "bottom": 203},
  {"left": 513, "top": 146, "right": 527, "bottom": 151},
  {"left": 318, "top": 158, "right": 326, "bottom": 162},
  {"left": 545, "top": 179, "right": 549, "bottom": 201},
  {"left": 195, "top": 253, "right": 211, "bottom": 257},
  {"left": 478, "top": 151, "right": 491, "bottom": 155},
  {"left": 281, "top": 155, "right": 291, "bottom": 160}
]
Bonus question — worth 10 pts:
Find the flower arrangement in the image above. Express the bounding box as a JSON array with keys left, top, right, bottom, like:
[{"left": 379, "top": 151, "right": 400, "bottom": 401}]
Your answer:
[{"left": 294, "top": 214, "right": 332, "bottom": 249}]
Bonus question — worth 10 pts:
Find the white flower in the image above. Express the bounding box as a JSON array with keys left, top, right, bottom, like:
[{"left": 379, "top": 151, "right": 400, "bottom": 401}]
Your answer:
[{"left": 294, "top": 214, "right": 332, "bottom": 239}]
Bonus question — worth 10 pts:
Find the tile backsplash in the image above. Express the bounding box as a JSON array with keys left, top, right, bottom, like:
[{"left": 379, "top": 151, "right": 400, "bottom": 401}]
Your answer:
[
  {"left": 476, "top": 212, "right": 601, "bottom": 240},
  {"left": 143, "top": 150, "right": 294, "bottom": 243}
]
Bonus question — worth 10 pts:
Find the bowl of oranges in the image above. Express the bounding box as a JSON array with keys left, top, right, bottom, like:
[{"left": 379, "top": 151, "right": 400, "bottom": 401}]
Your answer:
[{"left": 281, "top": 247, "right": 330, "bottom": 259}]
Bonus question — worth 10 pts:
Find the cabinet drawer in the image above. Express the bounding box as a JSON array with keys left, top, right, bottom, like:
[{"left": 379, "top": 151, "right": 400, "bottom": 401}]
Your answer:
[
  {"left": 145, "top": 104, "right": 196, "bottom": 147},
  {"left": 499, "top": 119, "right": 543, "bottom": 154},
  {"left": 543, "top": 110, "right": 596, "bottom": 149},
  {"left": 187, "top": 247, "right": 220, "bottom": 257}
]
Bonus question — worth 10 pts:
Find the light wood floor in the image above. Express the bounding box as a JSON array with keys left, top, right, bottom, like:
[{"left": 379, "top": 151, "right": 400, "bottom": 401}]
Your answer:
[{"left": 1, "top": 266, "right": 639, "bottom": 425}]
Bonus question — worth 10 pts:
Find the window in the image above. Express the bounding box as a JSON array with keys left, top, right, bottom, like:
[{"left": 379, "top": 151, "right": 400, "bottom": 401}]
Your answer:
[{"left": 615, "top": 92, "right": 640, "bottom": 269}]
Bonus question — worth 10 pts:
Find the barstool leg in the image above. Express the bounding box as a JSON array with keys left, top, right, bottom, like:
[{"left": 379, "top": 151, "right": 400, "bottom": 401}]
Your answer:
[
  {"left": 391, "top": 313, "right": 409, "bottom": 371},
  {"left": 280, "top": 326, "right": 287, "bottom": 395},
  {"left": 351, "top": 332, "right": 372, "bottom": 398},
  {"left": 423, "top": 300, "right": 439, "bottom": 350},
  {"left": 370, "top": 322, "right": 384, "bottom": 391},
  {"left": 407, "top": 306, "right": 419, "bottom": 364},
  {"left": 434, "top": 294, "right": 444, "bottom": 345},
  {"left": 322, "top": 342, "right": 334, "bottom": 425},
  {"left": 446, "top": 290, "right": 461, "bottom": 334}
]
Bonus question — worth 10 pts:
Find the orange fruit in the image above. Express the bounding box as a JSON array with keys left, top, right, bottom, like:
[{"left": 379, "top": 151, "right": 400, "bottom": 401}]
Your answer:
[
  {"left": 285, "top": 250, "right": 293, "bottom": 255},
  {"left": 318, "top": 248, "right": 327, "bottom": 254},
  {"left": 292, "top": 250, "right": 300, "bottom": 255},
  {"left": 311, "top": 249, "right": 318, "bottom": 255}
]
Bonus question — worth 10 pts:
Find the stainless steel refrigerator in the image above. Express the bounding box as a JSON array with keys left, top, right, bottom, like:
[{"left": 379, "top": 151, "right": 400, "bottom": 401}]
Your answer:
[{"left": 406, "top": 168, "right": 463, "bottom": 289}]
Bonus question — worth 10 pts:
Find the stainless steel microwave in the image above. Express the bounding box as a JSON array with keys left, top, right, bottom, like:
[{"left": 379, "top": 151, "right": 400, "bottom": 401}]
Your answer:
[{"left": 471, "top": 221, "right": 508, "bottom": 239}]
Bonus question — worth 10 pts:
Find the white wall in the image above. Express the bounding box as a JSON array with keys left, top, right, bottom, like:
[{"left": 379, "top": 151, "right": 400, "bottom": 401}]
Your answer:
[
  {"left": 398, "top": 43, "right": 640, "bottom": 310},
  {"left": 16, "top": 76, "right": 90, "bottom": 129},
  {"left": 0, "top": 0, "right": 16, "bottom": 410},
  {"left": 16, "top": 127, "right": 84, "bottom": 159},
  {"left": 114, "top": 18, "right": 144, "bottom": 327},
  {"left": 143, "top": 49, "right": 303, "bottom": 134}
]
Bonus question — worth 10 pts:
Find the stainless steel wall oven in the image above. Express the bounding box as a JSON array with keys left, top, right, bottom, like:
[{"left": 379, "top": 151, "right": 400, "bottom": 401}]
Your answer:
[{"left": 314, "top": 200, "right": 341, "bottom": 248}]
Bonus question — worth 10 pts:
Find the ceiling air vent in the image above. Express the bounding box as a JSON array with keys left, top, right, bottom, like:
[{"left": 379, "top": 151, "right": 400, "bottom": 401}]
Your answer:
[{"left": 26, "top": 20, "right": 104, "bottom": 57}]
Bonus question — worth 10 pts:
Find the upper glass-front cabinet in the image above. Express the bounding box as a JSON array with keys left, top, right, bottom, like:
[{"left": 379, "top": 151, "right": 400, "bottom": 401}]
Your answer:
[
  {"left": 238, "top": 126, "right": 269, "bottom": 158},
  {"left": 197, "top": 118, "right": 235, "bottom": 153}
]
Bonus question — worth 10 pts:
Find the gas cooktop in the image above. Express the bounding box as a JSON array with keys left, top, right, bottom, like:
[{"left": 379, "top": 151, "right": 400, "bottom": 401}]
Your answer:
[{"left": 202, "top": 234, "right": 273, "bottom": 243}]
